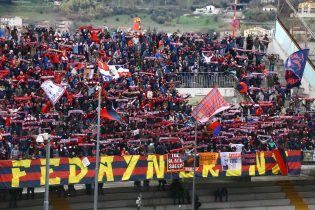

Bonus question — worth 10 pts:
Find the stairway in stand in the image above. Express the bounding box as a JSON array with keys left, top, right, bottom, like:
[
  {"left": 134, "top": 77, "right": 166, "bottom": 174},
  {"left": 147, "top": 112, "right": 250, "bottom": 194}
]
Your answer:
[{"left": 2, "top": 179, "right": 315, "bottom": 210}]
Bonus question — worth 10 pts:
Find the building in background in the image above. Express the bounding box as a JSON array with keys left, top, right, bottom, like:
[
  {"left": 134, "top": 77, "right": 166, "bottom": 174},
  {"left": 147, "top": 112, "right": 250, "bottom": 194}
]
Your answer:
[
  {"left": 193, "top": 5, "right": 222, "bottom": 15},
  {"left": 298, "top": 1, "right": 315, "bottom": 17},
  {"left": 262, "top": 5, "right": 277, "bottom": 12},
  {"left": 0, "top": 16, "right": 22, "bottom": 28},
  {"left": 261, "top": 0, "right": 275, "bottom": 3},
  {"left": 244, "top": 26, "right": 273, "bottom": 38}
]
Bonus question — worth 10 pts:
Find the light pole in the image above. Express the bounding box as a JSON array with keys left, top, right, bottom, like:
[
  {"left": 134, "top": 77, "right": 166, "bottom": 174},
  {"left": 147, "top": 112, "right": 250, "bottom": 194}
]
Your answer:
[
  {"left": 233, "top": 0, "right": 237, "bottom": 38},
  {"left": 192, "top": 122, "right": 198, "bottom": 210},
  {"left": 93, "top": 86, "right": 102, "bottom": 210},
  {"left": 37, "top": 133, "right": 50, "bottom": 210}
]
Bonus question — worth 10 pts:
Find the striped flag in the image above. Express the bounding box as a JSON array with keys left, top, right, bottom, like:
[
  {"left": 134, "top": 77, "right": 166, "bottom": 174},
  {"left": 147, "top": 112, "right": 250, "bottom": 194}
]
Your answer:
[
  {"left": 97, "top": 59, "right": 112, "bottom": 81},
  {"left": 273, "top": 148, "right": 288, "bottom": 176},
  {"left": 97, "top": 58, "right": 109, "bottom": 71},
  {"left": 191, "top": 88, "right": 230, "bottom": 123}
]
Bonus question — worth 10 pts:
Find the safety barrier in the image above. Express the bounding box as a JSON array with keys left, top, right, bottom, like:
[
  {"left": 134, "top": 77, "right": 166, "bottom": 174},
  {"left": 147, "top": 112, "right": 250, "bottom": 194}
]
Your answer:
[{"left": 175, "top": 72, "right": 237, "bottom": 88}]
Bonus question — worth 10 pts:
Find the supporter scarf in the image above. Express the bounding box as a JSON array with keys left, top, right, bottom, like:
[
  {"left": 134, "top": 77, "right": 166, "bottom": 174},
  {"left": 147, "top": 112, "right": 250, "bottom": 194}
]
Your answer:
[
  {"left": 68, "top": 110, "right": 84, "bottom": 116},
  {"left": 60, "top": 138, "right": 78, "bottom": 144},
  {"left": 41, "top": 119, "right": 56, "bottom": 123},
  {"left": 78, "top": 143, "right": 94, "bottom": 147},
  {"left": 0, "top": 70, "right": 10, "bottom": 79},
  {"left": 22, "top": 126, "right": 40, "bottom": 130},
  {"left": 14, "top": 96, "right": 32, "bottom": 101},
  {"left": 23, "top": 121, "right": 41, "bottom": 126}
]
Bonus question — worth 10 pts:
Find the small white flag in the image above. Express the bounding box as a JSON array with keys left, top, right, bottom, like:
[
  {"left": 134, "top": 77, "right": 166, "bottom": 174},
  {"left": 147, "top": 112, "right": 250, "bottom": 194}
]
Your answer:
[
  {"left": 132, "top": 129, "right": 140, "bottom": 136},
  {"left": 82, "top": 157, "right": 91, "bottom": 168}
]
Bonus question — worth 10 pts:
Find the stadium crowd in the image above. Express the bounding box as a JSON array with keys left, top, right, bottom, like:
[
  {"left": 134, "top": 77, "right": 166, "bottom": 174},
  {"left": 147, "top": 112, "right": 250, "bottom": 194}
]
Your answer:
[{"left": 0, "top": 25, "right": 314, "bottom": 163}]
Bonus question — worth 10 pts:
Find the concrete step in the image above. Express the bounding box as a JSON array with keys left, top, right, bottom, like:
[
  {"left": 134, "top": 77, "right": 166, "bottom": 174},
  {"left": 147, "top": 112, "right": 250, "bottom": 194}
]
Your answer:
[
  {"left": 66, "top": 198, "right": 292, "bottom": 210},
  {"left": 0, "top": 183, "right": 315, "bottom": 209},
  {"left": 9, "top": 179, "right": 315, "bottom": 199},
  {"left": 308, "top": 205, "right": 315, "bottom": 210},
  {"left": 67, "top": 186, "right": 284, "bottom": 203},
  {"left": 294, "top": 185, "right": 315, "bottom": 192},
  {"left": 299, "top": 191, "right": 315, "bottom": 198},
  {"left": 303, "top": 198, "right": 315, "bottom": 205},
  {"left": 156, "top": 199, "right": 292, "bottom": 210},
  {"left": 101, "top": 205, "right": 296, "bottom": 210},
  {"left": 2, "top": 180, "right": 315, "bottom": 210},
  {"left": 2, "top": 192, "right": 290, "bottom": 210},
  {"left": 67, "top": 192, "right": 288, "bottom": 208},
  {"left": 203, "top": 207, "right": 295, "bottom": 210},
  {"left": 0, "top": 205, "right": 53, "bottom": 210}
]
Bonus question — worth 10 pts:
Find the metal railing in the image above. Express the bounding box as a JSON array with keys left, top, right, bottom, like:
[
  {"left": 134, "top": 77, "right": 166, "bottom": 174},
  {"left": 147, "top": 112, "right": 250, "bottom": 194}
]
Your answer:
[{"left": 175, "top": 72, "right": 238, "bottom": 88}]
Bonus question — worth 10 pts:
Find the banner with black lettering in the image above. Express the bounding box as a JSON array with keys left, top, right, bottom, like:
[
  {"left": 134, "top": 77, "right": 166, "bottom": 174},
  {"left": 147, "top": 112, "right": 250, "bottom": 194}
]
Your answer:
[{"left": 167, "top": 153, "right": 184, "bottom": 172}]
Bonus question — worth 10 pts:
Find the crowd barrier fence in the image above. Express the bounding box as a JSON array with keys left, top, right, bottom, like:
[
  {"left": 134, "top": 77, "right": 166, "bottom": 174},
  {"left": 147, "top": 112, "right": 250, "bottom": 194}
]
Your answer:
[{"left": 175, "top": 72, "right": 237, "bottom": 88}]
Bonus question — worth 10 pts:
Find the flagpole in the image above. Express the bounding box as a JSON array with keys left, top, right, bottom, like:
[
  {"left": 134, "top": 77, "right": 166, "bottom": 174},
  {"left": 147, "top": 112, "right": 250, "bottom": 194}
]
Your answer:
[
  {"left": 43, "top": 134, "right": 50, "bottom": 210},
  {"left": 192, "top": 121, "right": 197, "bottom": 210},
  {"left": 93, "top": 86, "right": 101, "bottom": 210},
  {"left": 233, "top": 0, "right": 237, "bottom": 38}
]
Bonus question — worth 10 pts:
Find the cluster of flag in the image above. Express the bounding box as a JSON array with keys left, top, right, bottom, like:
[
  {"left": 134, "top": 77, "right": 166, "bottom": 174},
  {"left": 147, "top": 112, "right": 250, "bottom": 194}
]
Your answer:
[
  {"left": 40, "top": 59, "right": 129, "bottom": 124},
  {"left": 97, "top": 59, "right": 127, "bottom": 124},
  {"left": 191, "top": 86, "right": 290, "bottom": 175}
]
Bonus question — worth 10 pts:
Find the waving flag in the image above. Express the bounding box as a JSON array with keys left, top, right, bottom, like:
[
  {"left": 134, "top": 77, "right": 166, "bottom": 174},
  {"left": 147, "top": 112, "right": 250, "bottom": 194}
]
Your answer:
[
  {"left": 285, "top": 49, "right": 309, "bottom": 88},
  {"left": 117, "top": 67, "right": 132, "bottom": 77},
  {"left": 100, "top": 106, "right": 123, "bottom": 124},
  {"left": 97, "top": 59, "right": 109, "bottom": 71},
  {"left": 229, "top": 19, "right": 241, "bottom": 29},
  {"left": 108, "top": 65, "right": 131, "bottom": 78},
  {"left": 99, "top": 69, "right": 112, "bottom": 82},
  {"left": 191, "top": 88, "right": 230, "bottom": 123},
  {"left": 285, "top": 70, "right": 301, "bottom": 88},
  {"left": 40, "top": 80, "right": 66, "bottom": 105},
  {"left": 208, "top": 121, "right": 221, "bottom": 137},
  {"left": 97, "top": 59, "right": 112, "bottom": 81}
]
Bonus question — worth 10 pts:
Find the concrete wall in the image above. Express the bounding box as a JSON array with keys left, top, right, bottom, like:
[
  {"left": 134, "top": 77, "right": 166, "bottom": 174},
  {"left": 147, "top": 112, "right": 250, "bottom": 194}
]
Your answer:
[
  {"left": 275, "top": 20, "right": 315, "bottom": 97},
  {"left": 176, "top": 88, "right": 235, "bottom": 97}
]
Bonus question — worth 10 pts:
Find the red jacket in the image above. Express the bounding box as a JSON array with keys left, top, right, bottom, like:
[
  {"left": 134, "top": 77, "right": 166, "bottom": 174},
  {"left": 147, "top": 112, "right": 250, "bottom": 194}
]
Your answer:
[{"left": 239, "top": 82, "right": 247, "bottom": 93}]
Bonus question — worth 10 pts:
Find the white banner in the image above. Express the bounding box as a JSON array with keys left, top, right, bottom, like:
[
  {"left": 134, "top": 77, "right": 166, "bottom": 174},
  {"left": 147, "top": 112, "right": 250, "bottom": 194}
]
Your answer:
[
  {"left": 132, "top": 129, "right": 140, "bottom": 136},
  {"left": 220, "top": 152, "right": 242, "bottom": 171},
  {"left": 40, "top": 80, "right": 66, "bottom": 105},
  {"left": 82, "top": 157, "right": 91, "bottom": 168}
]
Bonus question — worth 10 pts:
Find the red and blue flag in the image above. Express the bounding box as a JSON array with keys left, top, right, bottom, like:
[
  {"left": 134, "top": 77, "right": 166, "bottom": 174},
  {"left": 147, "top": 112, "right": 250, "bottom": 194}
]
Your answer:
[
  {"left": 208, "top": 121, "right": 221, "bottom": 137},
  {"left": 100, "top": 106, "right": 123, "bottom": 124},
  {"left": 285, "top": 49, "right": 309, "bottom": 88},
  {"left": 229, "top": 19, "right": 241, "bottom": 29},
  {"left": 191, "top": 88, "right": 230, "bottom": 123}
]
